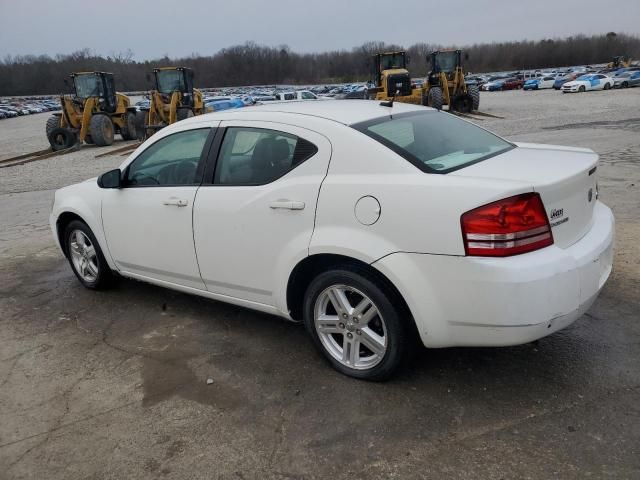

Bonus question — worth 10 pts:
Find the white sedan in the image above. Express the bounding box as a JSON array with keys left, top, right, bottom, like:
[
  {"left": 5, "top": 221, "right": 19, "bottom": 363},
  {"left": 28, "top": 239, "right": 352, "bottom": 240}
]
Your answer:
[
  {"left": 562, "top": 74, "right": 614, "bottom": 93},
  {"left": 50, "top": 101, "right": 614, "bottom": 380}
]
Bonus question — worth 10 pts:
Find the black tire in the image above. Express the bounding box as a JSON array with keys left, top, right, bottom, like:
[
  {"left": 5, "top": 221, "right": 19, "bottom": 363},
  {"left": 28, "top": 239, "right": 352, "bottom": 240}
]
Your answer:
[
  {"left": 622, "top": 82, "right": 629, "bottom": 88},
  {"left": 176, "top": 108, "right": 195, "bottom": 122},
  {"left": 84, "top": 134, "right": 94, "bottom": 144},
  {"left": 468, "top": 84, "right": 480, "bottom": 111},
  {"left": 579, "top": 85, "right": 586, "bottom": 93},
  {"left": 135, "top": 110, "right": 148, "bottom": 141},
  {"left": 120, "top": 111, "right": 137, "bottom": 140},
  {"left": 303, "top": 267, "right": 412, "bottom": 381},
  {"left": 48, "top": 127, "right": 77, "bottom": 151},
  {"left": 603, "top": 83, "right": 611, "bottom": 91},
  {"left": 89, "top": 114, "right": 115, "bottom": 146},
  {"left": 427, "top": 86, "right": 443, "bottom": 110},
  {"left": 451, "top": 94, "right": 473, "bottom": 113},
  {"left": 45, "top": 115, "right": 60, "bottom": 138},
  {"left": 63, "top": 220, "right": 113, "bottom": 290}
]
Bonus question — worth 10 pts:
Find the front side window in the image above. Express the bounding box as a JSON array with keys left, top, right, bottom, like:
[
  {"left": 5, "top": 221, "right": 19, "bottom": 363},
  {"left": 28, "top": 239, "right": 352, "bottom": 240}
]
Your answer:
[
  {"left": 214, "top": 127, "right": 317, "bottom": 185},
  {"left": 125, "top": 128, "right": 210, "bottom": 186},
  {"left": 74, "top": 74, "right": 102, "bottom": 98},
  {"left": 352, "top": 111, "right": 513, "bottom": 174},
  {"left": 301, "top": 91, "right": 316, "bottom": 99}
]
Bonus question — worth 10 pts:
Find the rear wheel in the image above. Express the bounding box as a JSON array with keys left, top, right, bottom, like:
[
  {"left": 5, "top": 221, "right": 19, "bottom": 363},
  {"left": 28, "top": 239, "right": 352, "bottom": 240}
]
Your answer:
[
  {"left": 303, "top": 268, "right": 411, "bottom": 381},
  {"left": 426, "top": 86, "right": 443, "bottom": 110},
  {"left": 48, "top": 127, "right": 77, "bottom": 151},
  {"left": 120, "top": 112, "right": 137, "bottom": 140},
  {"left": 603, "top": 82, "right": 611, "bottom": 90},
  {"left": 622, "top": 81, "right": 629, "bottom": 88},
  {"left": 89, "top": 114, "right": 115, "bottom": 146},
  {"left": 135, "top": 110, "right": 149, "bottom": 141},
  {"left": 468, "top": 84, "right": 480, "bottom": 111},
  {"left": 64, "top": 220, "right": 113, "bottom": 290},
  {"left": 45, "top": 115, "right": 60, "bottom": 138}
]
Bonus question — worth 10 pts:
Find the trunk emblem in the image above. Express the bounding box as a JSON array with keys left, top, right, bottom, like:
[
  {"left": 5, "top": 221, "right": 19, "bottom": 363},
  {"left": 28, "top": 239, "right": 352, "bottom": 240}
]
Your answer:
[
  {"left": 550, "top": 208, "right": 564, "bottom": 220},
  {"left": 588, "top": 188, "right": 593, "bottom": 202}
]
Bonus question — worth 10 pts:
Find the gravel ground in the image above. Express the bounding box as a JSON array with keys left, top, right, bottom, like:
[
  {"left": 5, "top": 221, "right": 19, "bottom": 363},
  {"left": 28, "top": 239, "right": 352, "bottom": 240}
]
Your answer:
[{"left": 1, "top": 89, "right": 639, "bottom": 479}]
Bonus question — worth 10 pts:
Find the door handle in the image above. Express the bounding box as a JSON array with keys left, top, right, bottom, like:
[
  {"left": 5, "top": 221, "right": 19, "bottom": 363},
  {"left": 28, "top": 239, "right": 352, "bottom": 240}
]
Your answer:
[
  {"left": 163, "top": 198, "right": 189, "bottom": 207},
  {"left": 269, "top": 200, "right": 305, "bottom": 210}
]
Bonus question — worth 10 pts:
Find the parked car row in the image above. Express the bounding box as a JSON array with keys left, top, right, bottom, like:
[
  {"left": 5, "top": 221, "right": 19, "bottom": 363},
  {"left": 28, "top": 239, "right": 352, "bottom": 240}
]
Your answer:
[{"left": 0, "top": 99, "right": 60, "bottom": 119}]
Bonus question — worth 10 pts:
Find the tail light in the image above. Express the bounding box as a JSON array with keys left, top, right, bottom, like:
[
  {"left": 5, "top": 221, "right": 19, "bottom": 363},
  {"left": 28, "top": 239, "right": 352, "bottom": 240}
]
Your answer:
[{"left": 461, "top": 193, "right": 553, "bottom": 257}]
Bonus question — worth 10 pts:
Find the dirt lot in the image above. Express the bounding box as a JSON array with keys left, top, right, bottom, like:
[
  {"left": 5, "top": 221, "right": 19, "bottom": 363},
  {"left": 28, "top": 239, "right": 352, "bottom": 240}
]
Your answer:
[{"left": 1, "top": 90, "right": 639, "bottom": 479}]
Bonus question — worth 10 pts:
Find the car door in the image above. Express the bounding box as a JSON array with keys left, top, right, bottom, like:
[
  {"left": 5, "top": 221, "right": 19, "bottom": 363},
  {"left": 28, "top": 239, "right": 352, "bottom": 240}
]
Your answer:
[
  {"left": 193, "top": 121, "right": 331, "bottom": 308},
  {"left": 102, "top": 125, "right": 216, "bottom": 289}
]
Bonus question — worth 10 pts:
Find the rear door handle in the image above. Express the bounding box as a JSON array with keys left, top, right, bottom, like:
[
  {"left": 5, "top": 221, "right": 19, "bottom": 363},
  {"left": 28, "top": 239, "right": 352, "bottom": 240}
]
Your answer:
[
  {"left": 163, "top": 198, "right": 189, "bottom": 207},
  {"left": 269, "top": 200, "right": 305, "bottom": 210}
]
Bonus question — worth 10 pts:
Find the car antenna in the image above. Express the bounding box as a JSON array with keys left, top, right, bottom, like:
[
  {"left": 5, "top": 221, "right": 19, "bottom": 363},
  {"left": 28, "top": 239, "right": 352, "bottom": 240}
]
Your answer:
[{"left": 380, "top": 89, "right": 399, "bottom": 108}]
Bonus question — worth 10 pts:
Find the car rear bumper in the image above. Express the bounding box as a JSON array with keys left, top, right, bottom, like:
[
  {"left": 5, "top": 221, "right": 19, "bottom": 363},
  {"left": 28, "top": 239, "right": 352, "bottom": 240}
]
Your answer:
[{"left": 373, "top": 201, "right": 614, "bottom": 348}]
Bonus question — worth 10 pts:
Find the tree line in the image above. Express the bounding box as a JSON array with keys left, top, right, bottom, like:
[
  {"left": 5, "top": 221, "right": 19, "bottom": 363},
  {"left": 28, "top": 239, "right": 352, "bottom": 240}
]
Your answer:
[{"left": 1, "top": 33, "right": 638, "bottom": 96}]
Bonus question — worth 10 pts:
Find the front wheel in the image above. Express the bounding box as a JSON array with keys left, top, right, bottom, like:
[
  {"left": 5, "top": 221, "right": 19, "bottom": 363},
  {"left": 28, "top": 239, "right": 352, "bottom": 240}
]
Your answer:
[
  {"left": 64, "top": 220, "right": 113, "bottom": 289},
  {"left": 579, "top": 85, "right": 586, "bottom": 93},
  {"left": 303, "top": 268, "right": 411, "bottom": 381}
]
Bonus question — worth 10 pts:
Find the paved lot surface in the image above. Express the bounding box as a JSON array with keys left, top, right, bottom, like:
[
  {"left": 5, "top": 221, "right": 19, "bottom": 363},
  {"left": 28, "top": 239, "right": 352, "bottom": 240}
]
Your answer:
[{"left": 1, "top": 90, "right": 639, "bottom": 479}]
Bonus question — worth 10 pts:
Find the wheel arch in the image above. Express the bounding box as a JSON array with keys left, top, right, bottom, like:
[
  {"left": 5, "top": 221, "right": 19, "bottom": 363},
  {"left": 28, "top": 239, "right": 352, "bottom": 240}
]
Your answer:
[{"left": 286, "top": 253, "right": 415, "bottom": 331}]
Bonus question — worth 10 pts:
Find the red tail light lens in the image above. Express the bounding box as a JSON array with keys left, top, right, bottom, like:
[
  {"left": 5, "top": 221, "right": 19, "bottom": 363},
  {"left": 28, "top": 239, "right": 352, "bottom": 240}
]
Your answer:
[{"left": 461, "top": 193, "right": 554, "bottom": 257}]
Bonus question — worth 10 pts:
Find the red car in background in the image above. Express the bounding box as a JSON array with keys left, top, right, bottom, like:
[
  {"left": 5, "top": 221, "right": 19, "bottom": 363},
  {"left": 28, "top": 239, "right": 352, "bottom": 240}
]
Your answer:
[{"left": 502, "top": 77, "right": 524, "bottom": 90}]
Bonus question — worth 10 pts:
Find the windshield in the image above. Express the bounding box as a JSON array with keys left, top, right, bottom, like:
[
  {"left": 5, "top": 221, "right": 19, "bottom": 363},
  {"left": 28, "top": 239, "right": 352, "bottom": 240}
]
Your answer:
[
  {"left": 74, "top": 74, "right": 102, "bottom": 98},
  {"left": 434, "top": 52, "right": 457, "bottom": 72},
  {"left": 156, "top": 70, "right": 186, "bottom": 94},
  {"left": 379, "top": 53, "right": 405, "bottom": 70},
  {"left": 352, "top": 111, "right": 513, "bottom": 174}
]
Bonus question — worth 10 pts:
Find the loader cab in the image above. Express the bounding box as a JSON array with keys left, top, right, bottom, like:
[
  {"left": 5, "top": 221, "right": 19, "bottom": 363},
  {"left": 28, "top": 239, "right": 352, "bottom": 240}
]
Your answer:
[
  {"left": 428, "top": 50, "right": 463, "bottom": 82},
  {"left": 71, "top": 72, "right": 117, "bottom": 113},
  {"left": 372, "top": 52, "right": 408, "bottom": 87},
  {"left": 372, "top": 51, "right": 412, "bottom": 97},
  {"left": 154, "top": 67, "right": 195, "bottom": 107}
]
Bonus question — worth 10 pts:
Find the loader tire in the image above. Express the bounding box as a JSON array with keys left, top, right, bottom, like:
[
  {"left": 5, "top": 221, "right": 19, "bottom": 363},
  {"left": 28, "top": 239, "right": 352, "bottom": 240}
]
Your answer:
[
  {"left": 120, "top": 112, "right": 137, "bottom": 140},
  {"left": 176, "top": 108, "right": 194, "bottom": 122},
  {"left": 427, "top": 87, "right": 443, "bottom": 111},
  {"left": 48, "top": 127, "right": 77, "bottom": 151},
  {"left": 89, "top": 114, "right": 115, "bottom": 146},
  {"left": 45, "top": 115, "right": 60, "bottom": 138},
  {"left": 468, "top": 84, "right": 480, "bottom": 111},
  {"left": 135, "top": 110, "right": 149, "bottom": 141}
]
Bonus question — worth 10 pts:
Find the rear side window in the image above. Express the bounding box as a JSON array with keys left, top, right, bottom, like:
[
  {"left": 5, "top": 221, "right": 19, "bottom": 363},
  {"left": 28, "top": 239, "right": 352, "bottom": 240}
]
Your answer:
[
  {"left": 214, "top": 127, "right": 317, "bottom": 185},
  {"left": 352, "top": 111, "right": 513, "bottom": 174}
]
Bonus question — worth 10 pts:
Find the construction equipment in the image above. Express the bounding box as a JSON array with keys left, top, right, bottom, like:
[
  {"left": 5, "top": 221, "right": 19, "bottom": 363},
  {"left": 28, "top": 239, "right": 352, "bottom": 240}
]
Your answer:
[
  {"left": 424, "top": 49, "right": 479, "bottom": 113},
  {"left": 45, "top": 72, "right": 137, "bottom": 151},
  {"left": 137, "top": 67, "right": 206, "bottom": 139},
  {"left": 367, "top": 51, "right": 424, "bottom": 105},
  {"left": 367, "top": 50, "right": 479, "bottom": 113},
  {"left": 607, "top": 56, "right": 633, "bottom": 69}
]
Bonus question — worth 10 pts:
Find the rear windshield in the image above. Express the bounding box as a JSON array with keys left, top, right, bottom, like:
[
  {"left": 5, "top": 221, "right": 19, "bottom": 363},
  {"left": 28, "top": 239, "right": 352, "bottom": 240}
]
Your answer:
[{"left": 352, "top": 111, "right": 513, "bottom": 173}]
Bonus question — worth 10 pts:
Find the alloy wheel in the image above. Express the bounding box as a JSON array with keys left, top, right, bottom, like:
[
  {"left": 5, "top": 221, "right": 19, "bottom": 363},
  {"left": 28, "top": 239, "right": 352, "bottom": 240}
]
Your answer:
[
  {"left": 314, "top": 284, "right": 387, "bottom": 370},
  {"left": 69, "top": 229, "right": 99, "bottom": 283}
]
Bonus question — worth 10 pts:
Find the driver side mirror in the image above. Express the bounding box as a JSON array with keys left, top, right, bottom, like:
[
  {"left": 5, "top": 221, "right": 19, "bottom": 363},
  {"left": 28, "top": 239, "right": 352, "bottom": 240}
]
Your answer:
[{"left": 97, "top": 168, "right": 122, "bottom": 189}]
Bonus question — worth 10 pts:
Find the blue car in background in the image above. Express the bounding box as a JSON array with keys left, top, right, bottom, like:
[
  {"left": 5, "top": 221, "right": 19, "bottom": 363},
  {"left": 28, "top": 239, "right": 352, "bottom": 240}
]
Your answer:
[
  {"left": 205, "top": 98, "right": 245, "bottom": 112},
  {"left": 523, "top": 79, "right": 539, "bottom": 90},
  {"left": 553, "top": 73, "right": 577, "bottom": 90}
]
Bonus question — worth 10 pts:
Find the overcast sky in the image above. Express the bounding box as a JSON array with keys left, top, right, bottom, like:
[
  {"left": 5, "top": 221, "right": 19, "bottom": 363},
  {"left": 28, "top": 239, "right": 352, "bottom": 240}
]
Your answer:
[{"left": 1, "top": 0, "right": 638, "bottom": 60}]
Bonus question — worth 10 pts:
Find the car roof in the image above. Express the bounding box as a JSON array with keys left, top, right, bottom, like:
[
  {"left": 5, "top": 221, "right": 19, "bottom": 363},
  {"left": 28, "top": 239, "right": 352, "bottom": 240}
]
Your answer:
[{"left": 191, "top": 99, "right": 430, "bottom": 126}]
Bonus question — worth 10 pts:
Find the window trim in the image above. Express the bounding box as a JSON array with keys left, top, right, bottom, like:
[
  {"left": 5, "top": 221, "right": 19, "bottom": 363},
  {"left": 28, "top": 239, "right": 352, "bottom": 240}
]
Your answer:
[
  {"left": 121, "top": 127, "right": 215, "bottom": 188},
  {"left": 351, "top": 110, "right": 515, "bottom": 174},
  {"left": 203, "top": 126, "right": 319, "bottom": 187}
]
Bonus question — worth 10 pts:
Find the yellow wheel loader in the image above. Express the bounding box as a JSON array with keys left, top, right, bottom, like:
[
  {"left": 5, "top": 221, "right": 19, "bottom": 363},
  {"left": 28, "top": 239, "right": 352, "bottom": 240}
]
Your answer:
[
  {"left": 423, "top": 50, "right": 479, "bottom": 113},
  {"left": 367, "top": 51, "right": 425, "bottom": 105},
  {"left": 607, "top": 56, "right": 633, "bottom": 69},
  {"left": 136, "top": 67, "right": 206, "bottom": 140},
  {"left": 45, "top": 72, "right": 137, "bottom": 151}
]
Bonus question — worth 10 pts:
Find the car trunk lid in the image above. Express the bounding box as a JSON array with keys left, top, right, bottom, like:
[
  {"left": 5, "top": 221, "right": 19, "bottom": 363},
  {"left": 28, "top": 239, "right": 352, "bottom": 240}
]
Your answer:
[{"left": 450, "top": 142, "right": 598, "bottom": 249}]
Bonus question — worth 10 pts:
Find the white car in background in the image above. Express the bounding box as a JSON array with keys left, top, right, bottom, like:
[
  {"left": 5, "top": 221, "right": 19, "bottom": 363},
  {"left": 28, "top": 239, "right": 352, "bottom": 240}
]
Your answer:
[
  {"left": 537, "top": 76, "right": 556, "bottom": 89},
  {"left": 50, "top": 101, "right": 614, "bottom": 380},
  {"left": 562, "top": 74, "right": 614, "bottom": 93},
  {"left": 275, "top": 90, "right": 323, "bottom": 101}
]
